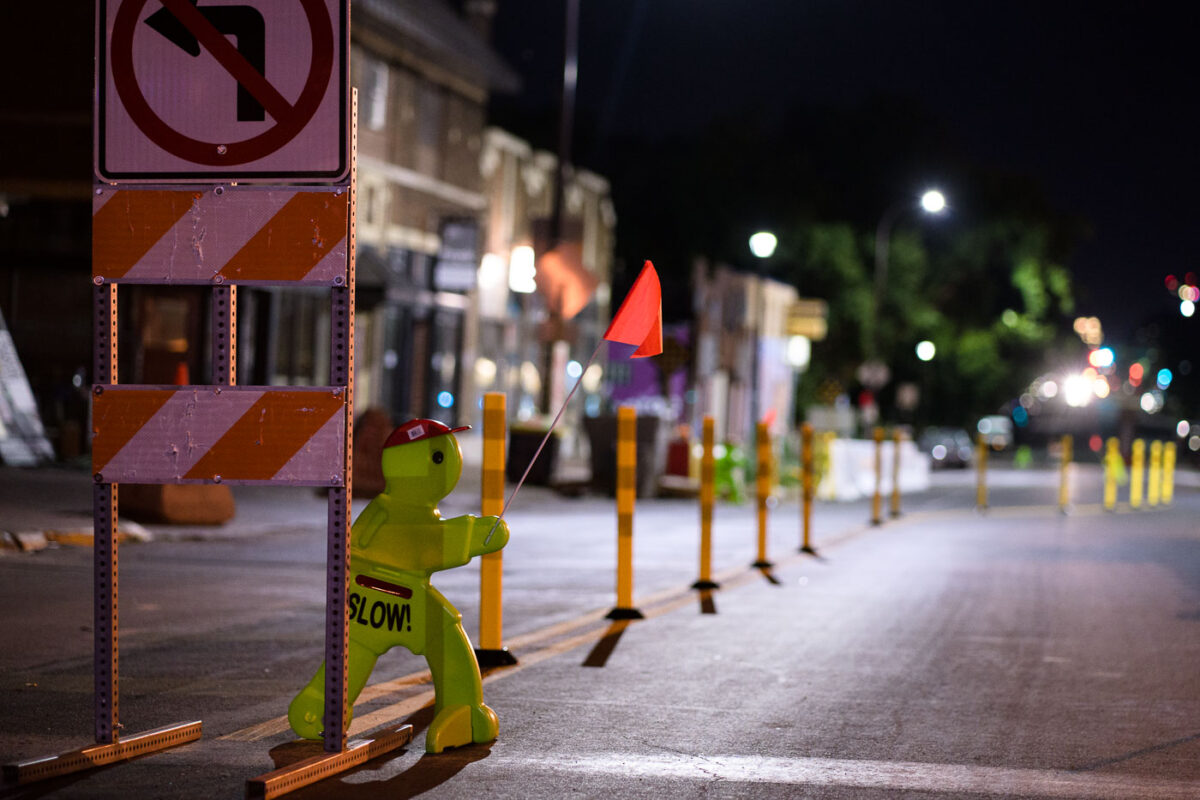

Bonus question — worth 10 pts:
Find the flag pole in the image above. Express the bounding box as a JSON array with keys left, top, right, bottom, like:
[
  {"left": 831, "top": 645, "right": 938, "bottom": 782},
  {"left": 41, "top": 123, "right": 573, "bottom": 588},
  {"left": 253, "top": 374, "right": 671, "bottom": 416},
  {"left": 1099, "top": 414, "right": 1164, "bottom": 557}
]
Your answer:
[{"left": 484, "top": 339, "right": 605, "bottom": 544}]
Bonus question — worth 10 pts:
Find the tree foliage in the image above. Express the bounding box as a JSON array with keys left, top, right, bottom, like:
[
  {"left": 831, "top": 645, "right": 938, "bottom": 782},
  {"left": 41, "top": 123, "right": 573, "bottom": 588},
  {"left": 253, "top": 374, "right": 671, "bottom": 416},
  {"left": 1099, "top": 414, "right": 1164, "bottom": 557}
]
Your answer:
[{"left": 597, "top": 95, "right": 1087, "bottom": 429}]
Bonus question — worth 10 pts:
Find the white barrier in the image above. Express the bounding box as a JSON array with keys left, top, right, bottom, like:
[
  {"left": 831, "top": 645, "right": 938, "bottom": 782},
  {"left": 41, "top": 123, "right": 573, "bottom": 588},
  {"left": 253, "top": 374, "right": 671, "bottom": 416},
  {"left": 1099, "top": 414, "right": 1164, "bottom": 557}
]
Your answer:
[{"left": 817, "top": 438, "right": 930, "bottom": 501}]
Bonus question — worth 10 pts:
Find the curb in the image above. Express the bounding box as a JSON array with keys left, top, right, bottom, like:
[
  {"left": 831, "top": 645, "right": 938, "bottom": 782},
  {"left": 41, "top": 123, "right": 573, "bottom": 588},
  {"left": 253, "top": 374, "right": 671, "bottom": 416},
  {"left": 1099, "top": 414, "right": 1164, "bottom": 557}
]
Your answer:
[{"left": 2, "top": 522, "right": 154, "bottom": 552}]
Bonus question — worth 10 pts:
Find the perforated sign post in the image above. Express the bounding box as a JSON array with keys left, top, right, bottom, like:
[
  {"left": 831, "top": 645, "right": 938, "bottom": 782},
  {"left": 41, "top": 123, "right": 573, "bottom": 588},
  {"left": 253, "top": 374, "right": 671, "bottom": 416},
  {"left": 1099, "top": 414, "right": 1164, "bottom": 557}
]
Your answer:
[
  {"left": 3, "top": 4, "right": 411, "bottom": 796},
  {"left": 96, "top": 0, "right": 349, "bottom": 183}
]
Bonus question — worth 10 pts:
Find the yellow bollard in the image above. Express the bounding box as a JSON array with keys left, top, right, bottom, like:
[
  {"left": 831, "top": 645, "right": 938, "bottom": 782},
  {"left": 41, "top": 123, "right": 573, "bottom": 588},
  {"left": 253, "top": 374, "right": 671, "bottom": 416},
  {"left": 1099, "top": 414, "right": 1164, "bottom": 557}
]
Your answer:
[
  {"left": 976, "top": 433, "right": 989, "bottom": 510},
  {"left": 693, "top": 416, "right": 719, "bottom": 589},
  {"left": 818, "top": 431, "right": 835, "bottom": 500},
  {"left": 871, "top": 426, "right": 885, "bottom": 525},
  {"left": 1163, "top": 441, "right": 1176, "bottom": 505},
  {"left": 1103, "top": 437, "right": 1120, "bottom": 511},
  {"left": 477, "top": 392, "right": 516, "bottom": 666},
  {"left": 753, "top": 421, "right": 774, "bottom": 568},
  {"left": 1147, "top": 440, "right": 1162, "bottom": 507},
  {"left": 1130, "top": 438, "right": 1145, "bottom": 509},
  {"left": 800, "top": 422, "right": 816, "bottom": 554},
  {"left": 608, "top": 406, "right": 644, "bottom": 619},
  {"left": 1058, "top": 434, "right": 1072, "bottom": 513},
  {"left": 890, "top": 428, "right": 903, "bottom": 519}
]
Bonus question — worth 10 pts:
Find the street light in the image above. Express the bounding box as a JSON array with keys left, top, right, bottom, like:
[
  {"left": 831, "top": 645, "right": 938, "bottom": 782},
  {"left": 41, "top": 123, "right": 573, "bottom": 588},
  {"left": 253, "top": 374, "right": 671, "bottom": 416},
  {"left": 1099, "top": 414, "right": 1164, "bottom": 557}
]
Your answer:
[
  {"left": 872, "top": 188, "right": 948, "bottom": 359},
  {"left": 748, "top": 230, "right": 776, "bottom": 429},
  {"left": 749, "top": 231, "right": 778, "bottom": 259},
  {"left": 919, "top": 189, "right": 946, "bottom": 214}
]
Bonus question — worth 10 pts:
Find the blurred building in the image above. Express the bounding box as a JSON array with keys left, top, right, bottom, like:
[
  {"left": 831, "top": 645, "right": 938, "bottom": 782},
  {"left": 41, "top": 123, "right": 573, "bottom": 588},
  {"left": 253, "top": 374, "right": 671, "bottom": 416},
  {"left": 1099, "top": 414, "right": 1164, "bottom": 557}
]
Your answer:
[
  {"left": 0, "top": 1, "right": 617, "bottom": 463},
  {"left": 691, "top": 261, "right": 825, "bottom": 444},
  {"left": 254, "top": 0, "right": 520, "bottom": 429},
  {"left": 476, "top": 127, "right": 615, "bottom": 428}
]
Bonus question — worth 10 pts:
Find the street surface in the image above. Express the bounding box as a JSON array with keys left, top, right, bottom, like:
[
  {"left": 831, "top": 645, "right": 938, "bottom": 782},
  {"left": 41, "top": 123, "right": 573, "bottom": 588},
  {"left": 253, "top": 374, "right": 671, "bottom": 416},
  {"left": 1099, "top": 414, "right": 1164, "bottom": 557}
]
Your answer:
[{"left": 2, "top": 463, "right": 1199, "bottom": 798}]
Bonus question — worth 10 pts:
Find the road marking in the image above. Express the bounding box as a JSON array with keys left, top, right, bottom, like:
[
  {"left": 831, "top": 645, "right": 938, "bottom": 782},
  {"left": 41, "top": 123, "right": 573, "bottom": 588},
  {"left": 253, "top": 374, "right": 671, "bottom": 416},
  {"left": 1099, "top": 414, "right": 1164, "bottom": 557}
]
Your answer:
[
  {"left": 503, "top": 752, "right": 1200, "bottom": 799},
  {"left": 219, "top": 552, "right": 807, "bottom": 743}
]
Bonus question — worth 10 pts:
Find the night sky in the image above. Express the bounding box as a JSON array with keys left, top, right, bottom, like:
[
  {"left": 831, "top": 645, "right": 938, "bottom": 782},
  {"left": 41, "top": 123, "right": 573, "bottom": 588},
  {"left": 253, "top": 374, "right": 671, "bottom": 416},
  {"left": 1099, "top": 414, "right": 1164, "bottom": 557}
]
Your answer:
[{"left": 487, "top": 0, "right": 1200, "bottom": 342}]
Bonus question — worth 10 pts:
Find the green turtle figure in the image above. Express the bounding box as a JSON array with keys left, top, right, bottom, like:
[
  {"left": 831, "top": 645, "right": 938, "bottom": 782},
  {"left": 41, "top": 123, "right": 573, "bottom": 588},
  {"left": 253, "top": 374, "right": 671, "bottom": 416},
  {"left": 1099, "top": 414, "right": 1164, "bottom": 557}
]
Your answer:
[{"left": 288, "top": 418, "right": 510, "bottom": 752}]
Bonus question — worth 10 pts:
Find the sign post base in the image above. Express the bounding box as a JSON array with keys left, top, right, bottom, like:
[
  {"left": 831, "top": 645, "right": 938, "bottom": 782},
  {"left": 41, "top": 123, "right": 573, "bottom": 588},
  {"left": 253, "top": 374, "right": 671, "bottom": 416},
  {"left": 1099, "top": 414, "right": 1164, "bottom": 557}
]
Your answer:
[
  {"left": 3, "top": 720, "right": 202, "bottom": 785},
  {"left": 245, "top": 725, "right": 412, "bottom": 800}
]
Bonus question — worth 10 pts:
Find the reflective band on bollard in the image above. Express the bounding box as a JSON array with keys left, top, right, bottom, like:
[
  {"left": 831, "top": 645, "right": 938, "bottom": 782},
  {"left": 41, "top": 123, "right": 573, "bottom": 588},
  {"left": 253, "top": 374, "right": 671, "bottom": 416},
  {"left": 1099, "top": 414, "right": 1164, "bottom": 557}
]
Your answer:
[
  {"left": 976, "top": 433, "right": 989, "bottom": 511},
  {"left": 1103, "top": 437, "right": 1120, "bottom": 511},
  {"left": 693, "top": 416, "right": 719, "bottom": 590},
  {"left": 1163, "top": 441, "right": 1176, "bottom": 505},
  {"left": 1147, "top": 440, "right": 1162, "bottom": 507},
  {"left": 872, "top": 427, "right": 885, "bottom": 525},
  {"left": 753, "top": 421, "right": 774, "bottom": 568},
  {"left": 608, "top": 406, "right": 644, "bottom": 620},
  {"left": 890, "top": 428, "right": 903, "bottom": 519},
  {"left": 800, "top": 423, "right": 816, "bottom": 554},
  {"left": 1058, "top": 434, "right": 1072, "bottom": 513},
  {"left": 1130, "top": 439, "right": 1145, "bottom": 510},
  {"left": 477, "top": 392, "right": 516, "bottom": 667}
]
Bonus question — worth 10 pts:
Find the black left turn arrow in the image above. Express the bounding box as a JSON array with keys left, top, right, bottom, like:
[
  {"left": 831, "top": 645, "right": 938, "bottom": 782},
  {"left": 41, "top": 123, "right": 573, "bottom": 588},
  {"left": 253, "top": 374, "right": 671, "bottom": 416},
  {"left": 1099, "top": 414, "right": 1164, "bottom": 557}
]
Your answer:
[{"left": 146, "top": 1, "right": 268, "bottom": 122}]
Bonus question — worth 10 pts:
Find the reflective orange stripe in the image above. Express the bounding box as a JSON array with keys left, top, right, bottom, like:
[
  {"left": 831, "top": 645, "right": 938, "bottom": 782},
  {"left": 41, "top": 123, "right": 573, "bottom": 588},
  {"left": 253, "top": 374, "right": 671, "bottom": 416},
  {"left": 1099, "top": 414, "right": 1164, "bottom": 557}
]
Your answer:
[
  {"left": 91, "top": 389, "right": 175, "bottom": 473},
  {"left": 183, "top": 391, "right": 344, "bottom": 481},
  {"left": 92, "top": 191, "right": 200, "bottom": 279},
  {"left": 218, "top": 192, "right": 348, "bottom": 282}
]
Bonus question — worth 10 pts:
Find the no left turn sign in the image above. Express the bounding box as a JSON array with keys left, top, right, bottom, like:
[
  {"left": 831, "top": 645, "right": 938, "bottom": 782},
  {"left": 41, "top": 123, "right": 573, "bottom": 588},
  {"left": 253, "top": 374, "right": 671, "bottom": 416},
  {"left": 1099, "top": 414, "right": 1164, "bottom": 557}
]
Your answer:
[{"left": 96, "top": 0, "right": 348, "bottom": 183}]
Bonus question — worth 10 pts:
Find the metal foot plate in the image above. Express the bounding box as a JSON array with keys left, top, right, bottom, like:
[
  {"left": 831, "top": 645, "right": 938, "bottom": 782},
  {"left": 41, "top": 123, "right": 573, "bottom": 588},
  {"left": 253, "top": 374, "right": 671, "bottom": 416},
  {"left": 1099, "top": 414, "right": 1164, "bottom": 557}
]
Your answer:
[
  {"left": 246, "top": 725, "right": 413, "bottom": 799},
  {"left": 3, "top": 720, "right": 202, "bottom": 785}
]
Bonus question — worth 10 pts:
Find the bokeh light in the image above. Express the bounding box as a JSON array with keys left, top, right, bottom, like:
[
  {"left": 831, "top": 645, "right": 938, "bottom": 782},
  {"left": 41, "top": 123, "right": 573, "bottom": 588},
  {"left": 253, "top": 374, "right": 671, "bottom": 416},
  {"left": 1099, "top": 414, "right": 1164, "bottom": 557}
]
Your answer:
[
  {"left": 749, "top": 231, "right": 778, "bottom": 258},
  {"left": 1088, "top": 347, "right": 1115, "bottom": 369},
  {"left": 920, "top": 189, "right": 947, "bottom": 214},
  {"left": 1064, "top": 374, "right": 1092, "bottom": 407},
  {"left": 1129, "top": 363, "right": 1144, "bottom": 386}
]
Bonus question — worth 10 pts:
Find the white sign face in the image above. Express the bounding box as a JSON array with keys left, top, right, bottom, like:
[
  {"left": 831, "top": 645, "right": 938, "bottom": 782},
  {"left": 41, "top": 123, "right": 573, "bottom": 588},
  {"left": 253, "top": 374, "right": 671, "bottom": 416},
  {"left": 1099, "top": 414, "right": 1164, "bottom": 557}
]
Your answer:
[{"left": 96, "top": 0, "right": 348, "bottom": 183}]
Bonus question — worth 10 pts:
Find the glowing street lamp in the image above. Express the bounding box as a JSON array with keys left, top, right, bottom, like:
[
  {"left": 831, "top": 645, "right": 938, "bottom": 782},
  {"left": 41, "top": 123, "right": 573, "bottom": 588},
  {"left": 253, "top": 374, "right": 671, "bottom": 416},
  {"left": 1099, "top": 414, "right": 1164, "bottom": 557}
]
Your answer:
[
  {"left": 749, "top": 231, "right": 778, "bottom": 259},
  {"left": 919, "top": 189, "right": 947, "bottom": 214},
  {"left": 872, "top": 188, "right": 949, "bottom": 361},
  {"left": 748, "top": 230, "right": 777, "bottom": 425}
]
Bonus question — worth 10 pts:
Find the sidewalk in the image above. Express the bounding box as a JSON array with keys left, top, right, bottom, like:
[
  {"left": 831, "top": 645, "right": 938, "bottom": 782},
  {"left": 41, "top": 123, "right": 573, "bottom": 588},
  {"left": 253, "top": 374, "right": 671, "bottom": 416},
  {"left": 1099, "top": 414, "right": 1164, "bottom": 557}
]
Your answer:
[{"left": 3, "top": 445, "right": 1197, "bottom": 553}]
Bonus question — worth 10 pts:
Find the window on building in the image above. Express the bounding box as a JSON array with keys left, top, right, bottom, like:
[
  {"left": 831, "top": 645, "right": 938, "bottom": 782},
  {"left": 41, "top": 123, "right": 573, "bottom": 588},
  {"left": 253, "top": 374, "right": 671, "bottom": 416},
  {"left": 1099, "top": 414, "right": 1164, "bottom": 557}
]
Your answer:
[
  {"left": 415, "top": 82, "right": 444, "bottom": 176},
  {"left": 363, "top": 56, "right": 388, "bottom": 131}
]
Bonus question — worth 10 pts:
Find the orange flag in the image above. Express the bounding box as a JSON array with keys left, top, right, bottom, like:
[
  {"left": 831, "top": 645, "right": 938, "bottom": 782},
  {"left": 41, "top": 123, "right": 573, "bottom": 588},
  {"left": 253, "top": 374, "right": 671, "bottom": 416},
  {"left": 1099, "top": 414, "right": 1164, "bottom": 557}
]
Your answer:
[{"left": 603, "top": 261, "right": 662, "bottom": 358}]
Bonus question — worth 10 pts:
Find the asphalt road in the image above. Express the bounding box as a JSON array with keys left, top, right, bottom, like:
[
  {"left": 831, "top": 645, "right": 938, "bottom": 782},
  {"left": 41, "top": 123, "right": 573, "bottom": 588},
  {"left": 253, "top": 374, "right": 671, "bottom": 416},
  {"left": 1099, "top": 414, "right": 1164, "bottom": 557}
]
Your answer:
[{"left": 2, "top": 466, "right": 1199, "bottom": 798}]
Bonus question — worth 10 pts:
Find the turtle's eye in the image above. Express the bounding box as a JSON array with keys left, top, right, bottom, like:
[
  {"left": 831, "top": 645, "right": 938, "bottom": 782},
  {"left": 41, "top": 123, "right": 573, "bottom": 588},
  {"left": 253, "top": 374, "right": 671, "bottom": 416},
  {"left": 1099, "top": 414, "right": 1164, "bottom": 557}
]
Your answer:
[{"left": 432, "top": 450, "right": 444, "bottom": 464}]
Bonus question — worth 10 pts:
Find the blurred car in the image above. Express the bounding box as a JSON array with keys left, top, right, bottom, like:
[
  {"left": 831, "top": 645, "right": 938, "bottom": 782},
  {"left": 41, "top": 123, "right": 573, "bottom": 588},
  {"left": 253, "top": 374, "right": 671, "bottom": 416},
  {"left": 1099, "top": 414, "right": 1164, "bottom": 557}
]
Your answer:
[
  {"left": 919, "top": 427, "right": 973, "bottom": 469},
  {"left": 976, "top": 415, "right": 1014, "bottom": 450}
]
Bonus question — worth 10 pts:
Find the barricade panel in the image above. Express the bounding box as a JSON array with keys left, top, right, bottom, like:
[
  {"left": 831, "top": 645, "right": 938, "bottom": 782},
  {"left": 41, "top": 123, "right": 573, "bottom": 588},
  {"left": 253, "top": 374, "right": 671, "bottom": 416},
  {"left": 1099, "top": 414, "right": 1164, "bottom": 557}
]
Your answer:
[
  {"left": 93, "top": 186, "right": 350, "bottom": 286},
  {"left": 92, "top": 386, "right": 346, "bottom": 485}
]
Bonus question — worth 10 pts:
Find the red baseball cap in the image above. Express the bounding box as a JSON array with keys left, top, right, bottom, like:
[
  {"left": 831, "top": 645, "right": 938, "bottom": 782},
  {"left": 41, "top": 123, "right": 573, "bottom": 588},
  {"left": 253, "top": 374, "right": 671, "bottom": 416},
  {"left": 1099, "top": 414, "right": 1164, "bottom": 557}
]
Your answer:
[{"left": 383, "top": 418, "right": 471, "bottom": 449}]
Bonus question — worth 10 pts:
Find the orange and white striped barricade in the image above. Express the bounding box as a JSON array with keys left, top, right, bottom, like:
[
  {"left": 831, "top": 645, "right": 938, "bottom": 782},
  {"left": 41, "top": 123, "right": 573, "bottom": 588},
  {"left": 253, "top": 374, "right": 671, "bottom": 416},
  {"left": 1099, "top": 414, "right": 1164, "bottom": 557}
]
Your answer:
[{"left": 7, "top": 18, "right": 410, "bottom": 789}]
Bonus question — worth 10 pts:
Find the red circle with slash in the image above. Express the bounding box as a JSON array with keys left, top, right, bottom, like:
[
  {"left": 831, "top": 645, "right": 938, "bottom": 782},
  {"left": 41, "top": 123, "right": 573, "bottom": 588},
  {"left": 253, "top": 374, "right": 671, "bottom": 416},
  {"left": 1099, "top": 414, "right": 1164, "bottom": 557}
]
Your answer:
[{"left": 110, "top": 0, "right": 334, "bottom": 166}]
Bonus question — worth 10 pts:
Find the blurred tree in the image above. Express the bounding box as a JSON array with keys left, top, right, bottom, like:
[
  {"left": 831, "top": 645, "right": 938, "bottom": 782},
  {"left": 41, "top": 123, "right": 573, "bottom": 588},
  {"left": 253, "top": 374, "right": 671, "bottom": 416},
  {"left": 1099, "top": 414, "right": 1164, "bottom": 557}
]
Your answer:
[{"left": 592, "top": 95, "right": 1086, "bottom": 429}]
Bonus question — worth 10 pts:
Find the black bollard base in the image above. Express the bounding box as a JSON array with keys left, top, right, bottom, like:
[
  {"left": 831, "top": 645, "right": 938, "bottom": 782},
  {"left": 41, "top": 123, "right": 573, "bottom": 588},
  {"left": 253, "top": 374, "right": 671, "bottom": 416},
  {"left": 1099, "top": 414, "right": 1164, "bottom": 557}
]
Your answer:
[
  {"left": 474, "top": 647, "right": 518, "bottom": 668},
  {"left": 605, "top": 607, "right": 645, "bottom": 620}
]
